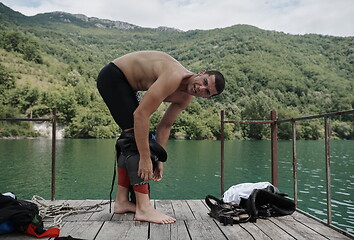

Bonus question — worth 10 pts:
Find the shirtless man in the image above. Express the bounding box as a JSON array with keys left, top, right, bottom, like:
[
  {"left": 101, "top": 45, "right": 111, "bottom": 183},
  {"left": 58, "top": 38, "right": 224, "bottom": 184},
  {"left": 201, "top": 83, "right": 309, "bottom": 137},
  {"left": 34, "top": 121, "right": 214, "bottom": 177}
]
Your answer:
[{"left": 96, "top": 50, "right": 225, "bottom": 224}]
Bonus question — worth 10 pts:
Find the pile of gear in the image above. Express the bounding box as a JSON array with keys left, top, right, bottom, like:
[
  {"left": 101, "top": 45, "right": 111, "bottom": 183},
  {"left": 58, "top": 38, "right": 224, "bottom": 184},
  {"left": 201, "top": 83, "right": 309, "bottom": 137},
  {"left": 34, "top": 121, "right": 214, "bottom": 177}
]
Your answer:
[
  {"left": 0, "top": 192, "right": 60, "bottom": 238},
  {"left": 206, "top": 182, "right": 295, "bottom": 226},
  {"left": 0, "top": 193, "right": 108, "bottom": 239}
]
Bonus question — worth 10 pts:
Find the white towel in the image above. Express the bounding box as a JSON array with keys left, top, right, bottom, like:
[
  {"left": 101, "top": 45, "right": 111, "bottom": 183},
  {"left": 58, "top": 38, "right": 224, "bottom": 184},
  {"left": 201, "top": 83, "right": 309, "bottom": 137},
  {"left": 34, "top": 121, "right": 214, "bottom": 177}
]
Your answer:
[{"left": 222, "top": 182, "right": 274, "bottom": 204}]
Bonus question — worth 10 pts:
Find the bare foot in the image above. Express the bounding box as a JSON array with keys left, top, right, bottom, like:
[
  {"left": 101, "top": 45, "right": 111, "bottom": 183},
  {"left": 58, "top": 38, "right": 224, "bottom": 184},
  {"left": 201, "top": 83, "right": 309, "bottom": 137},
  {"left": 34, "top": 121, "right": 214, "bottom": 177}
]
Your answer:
[
  {"left": 135, "top": 205, "right": 176, "bottom": 224},
  {"left": 114, "top": 200, "right": 136, "bottom": 214}
]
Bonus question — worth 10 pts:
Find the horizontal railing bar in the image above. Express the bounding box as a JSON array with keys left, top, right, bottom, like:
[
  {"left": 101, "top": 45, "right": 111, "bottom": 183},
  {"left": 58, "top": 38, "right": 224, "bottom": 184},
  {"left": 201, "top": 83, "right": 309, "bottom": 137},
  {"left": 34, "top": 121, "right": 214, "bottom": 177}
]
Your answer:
[
  {"left": 277, "top": 109, "right": 354, "bottom": 123},
  {"left": 223, "top": 109, "right": 354, "bottom": 125},
  {"left": 223, "top": 120, "right": 274, "bottom": 124},
  {"left": 0, "top": 118, "right": 51, "bottom": 121}
]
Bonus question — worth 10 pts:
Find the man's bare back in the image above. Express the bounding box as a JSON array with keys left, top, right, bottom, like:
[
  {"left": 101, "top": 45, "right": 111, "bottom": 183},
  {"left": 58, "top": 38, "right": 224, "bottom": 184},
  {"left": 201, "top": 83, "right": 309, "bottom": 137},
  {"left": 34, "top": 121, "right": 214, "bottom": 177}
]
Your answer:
[{"left": 113, "top": 51, "right": 192, "bottom": 91}]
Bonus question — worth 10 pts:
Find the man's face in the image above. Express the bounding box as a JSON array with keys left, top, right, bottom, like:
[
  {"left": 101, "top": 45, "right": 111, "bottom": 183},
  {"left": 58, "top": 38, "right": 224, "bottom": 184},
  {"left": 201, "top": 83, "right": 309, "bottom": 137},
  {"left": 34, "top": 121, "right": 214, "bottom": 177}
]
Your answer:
[{"left": 188, "top": 73, "right": 217, "bottom": 98}]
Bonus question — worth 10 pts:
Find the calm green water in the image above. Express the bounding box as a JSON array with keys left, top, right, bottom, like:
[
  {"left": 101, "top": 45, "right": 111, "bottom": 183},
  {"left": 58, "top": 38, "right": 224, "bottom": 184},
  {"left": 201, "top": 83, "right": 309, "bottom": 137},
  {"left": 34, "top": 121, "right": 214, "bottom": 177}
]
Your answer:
[{"left": 0, "top": 139, "right": 353, "bottom": 233}]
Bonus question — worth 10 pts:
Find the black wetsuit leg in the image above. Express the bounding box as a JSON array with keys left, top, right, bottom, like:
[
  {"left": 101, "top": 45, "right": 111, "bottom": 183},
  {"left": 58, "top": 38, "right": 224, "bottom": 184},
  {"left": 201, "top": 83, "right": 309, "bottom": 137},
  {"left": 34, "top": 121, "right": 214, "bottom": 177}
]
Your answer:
[
  {"left": 97, "top": 62, "right": 148, "bottom": 202},
  {"left": 96, "top": 62, "right": 139, "bottom": 130}
]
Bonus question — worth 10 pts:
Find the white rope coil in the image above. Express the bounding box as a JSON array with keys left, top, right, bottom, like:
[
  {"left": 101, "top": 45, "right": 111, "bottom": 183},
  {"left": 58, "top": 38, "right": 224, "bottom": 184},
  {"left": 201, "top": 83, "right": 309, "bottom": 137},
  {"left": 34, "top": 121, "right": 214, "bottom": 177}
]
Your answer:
[{"left": 31, "top": 195, "right": 109, "bottom": 228}]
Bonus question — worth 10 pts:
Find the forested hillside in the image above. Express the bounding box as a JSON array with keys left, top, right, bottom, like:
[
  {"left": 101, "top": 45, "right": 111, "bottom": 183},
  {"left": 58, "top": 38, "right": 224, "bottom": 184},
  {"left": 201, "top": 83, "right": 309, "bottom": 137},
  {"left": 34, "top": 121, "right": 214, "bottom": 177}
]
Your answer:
[{"left": 0, "top": 3, "right": 353, "bottom": 140}]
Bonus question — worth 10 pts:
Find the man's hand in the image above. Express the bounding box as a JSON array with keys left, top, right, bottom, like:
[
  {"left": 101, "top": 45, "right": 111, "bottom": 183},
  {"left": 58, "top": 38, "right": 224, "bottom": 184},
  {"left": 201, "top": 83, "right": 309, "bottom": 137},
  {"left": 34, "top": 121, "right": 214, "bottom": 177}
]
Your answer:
[
  {"left": 138, "top": 157, "right": 153, "bottom": 181},
  {"left": 153, "top": 161, "right": 164, "bottom": 181}
]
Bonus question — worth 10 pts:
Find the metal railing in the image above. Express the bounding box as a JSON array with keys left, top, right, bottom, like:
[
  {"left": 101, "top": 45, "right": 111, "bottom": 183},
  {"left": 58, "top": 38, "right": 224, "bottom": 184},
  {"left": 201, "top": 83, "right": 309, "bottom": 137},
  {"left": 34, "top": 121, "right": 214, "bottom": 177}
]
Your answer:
[
  {"left": 220, "top": 109, "right": 354, "bottom": 235},
  {"left": 220, "top": 109, "right": 278, "bottom": 194},
  {"left": 0, "top": 108, "right": 57, "bottom": 200}
]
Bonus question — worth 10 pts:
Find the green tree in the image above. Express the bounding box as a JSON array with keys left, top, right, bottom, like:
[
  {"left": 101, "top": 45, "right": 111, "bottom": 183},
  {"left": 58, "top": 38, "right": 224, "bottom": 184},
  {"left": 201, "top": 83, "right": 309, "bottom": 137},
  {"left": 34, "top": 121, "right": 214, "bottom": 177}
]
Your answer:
[
  {"left": 65, "top": 70, "right": 83, "bottom": 87},
  {"left": 241, "top": 91, "right": 277, "bottom": 139},
  {"left": 6, "top": 84, "right": 40, "bottom": 112},
  {"left": 1, "top": 31, "right": 43, "bottom": 63},
  {"left": 0, "top": 64, "right": 15, "bottom": 104},
  {"left": 298, "top": 120, "right": 323, "bottom": 140},
  {"left": 276, "top": 108, "right": 302, "bottom": 140},
  {"left": 332, "top": 120, "right": 352, "bottom": 140},
  {"left": 65, "top": 105, "right": 118, "bottom": 138},
  {"left": 22, "top": 40, "right": 43, "bottom": 63}
]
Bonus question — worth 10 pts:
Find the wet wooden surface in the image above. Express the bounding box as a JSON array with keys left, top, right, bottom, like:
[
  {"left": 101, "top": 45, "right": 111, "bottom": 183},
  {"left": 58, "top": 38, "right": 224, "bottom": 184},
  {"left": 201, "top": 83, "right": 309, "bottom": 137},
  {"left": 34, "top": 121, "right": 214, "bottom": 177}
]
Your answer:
[{"left": 2, "top": 199, "right": 352, "bottom": 240}]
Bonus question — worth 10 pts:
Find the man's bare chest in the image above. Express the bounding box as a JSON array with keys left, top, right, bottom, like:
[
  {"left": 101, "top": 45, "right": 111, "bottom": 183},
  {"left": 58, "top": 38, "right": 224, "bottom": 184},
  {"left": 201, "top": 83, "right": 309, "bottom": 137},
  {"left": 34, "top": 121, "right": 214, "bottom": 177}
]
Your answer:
[{"left": 164, "top": 91, "right": 191, "bottom": 104}]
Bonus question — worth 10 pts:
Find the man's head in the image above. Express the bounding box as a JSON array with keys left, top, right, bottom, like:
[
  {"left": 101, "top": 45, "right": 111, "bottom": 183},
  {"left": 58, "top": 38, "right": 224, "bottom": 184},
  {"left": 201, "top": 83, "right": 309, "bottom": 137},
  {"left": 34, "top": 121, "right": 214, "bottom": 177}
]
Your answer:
[
  {"left": 205, "top": 70, "right": 225, "bottom": 97},
  {"left": 187, "top": 70, "right": 225, "bottom": 98}
]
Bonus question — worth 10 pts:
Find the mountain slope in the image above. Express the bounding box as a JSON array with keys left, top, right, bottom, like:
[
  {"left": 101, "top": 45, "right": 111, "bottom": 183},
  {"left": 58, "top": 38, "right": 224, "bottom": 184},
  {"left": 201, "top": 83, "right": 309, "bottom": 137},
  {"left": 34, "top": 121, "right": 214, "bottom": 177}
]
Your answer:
[{"left": 0, "top": 3, "right": 353, "bottom": 139}]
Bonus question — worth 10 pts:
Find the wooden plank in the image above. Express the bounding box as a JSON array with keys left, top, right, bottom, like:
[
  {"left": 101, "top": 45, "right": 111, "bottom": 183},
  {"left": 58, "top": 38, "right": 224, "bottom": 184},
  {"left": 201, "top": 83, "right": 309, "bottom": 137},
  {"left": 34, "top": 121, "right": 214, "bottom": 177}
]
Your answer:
[
  {"left": 291, "top": 211, "right": 353, "bottom": 240},
  {"left": 61, "top": 200, "right": 86, "bottom": 222},
  {"left": 270, "top": 215, "right": 328, "bottom": 240},
  {"left": 150, "top": 223, "right": 171, "bottom": 240},
  {"left": 111, "top": 212, "right": 135, "bottom": 221},
  {"left": 172, "top": 200, "right": 195, "bottom": 220},
  {"left": 58, "top": 221, "right": 103, "bottom": 239},
  {"left": 185, "top": 219, "right": 227, "bottom": 240},
  {"left": 143, "top": 205, "right": 190, "bottom": 240},
  {"left": 170, "top": 221, "right": 191, "bottom": 240},
  {"left": 241, "top": 222, "right": 272, "bottom": 240},
  {"left": 71, "top": 200, "right": 103, "bottom": 221},
  {"left": 155, "top": 200, "right": 176, "bottom": 218},
  {"left": 253, "top": 218, "right": 295, "bottom": 240},
  {"left": 58, "top": 200, "right": 104, "bottom": 221},
  {"left": 89, "top": 200, "right": 113, "bottom": 221},
  {"left": 186, "top": 200, "right": 210, "bottom": 220},
  {"left": 95, "top": 221, "right": 148, "bottom": 240},
  {"left": 214, "top": 221, "right": 254, "bottom": 240},
  {"left": 110, "top": 199, "right": 135, "bottom": 221}
]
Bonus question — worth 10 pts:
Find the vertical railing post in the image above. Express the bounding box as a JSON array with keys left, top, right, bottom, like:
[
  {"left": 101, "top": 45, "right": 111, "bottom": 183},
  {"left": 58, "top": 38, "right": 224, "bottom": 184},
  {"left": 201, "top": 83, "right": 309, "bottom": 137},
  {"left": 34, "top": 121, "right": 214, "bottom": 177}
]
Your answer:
[
  {"left": 324, "top": 117, "right": 332, "bottom": 224},
  {"left": 51, "top": 108, "right": 57, "bottom": 201},
  {"left": 292, "top": 121, "right": 298, "bottom": 207},
  {"left": 271, "top": 110, "right": 278, "bottom": 187},
  {"left": 220, "top": 110, "right": 225, "bottom": 195}
]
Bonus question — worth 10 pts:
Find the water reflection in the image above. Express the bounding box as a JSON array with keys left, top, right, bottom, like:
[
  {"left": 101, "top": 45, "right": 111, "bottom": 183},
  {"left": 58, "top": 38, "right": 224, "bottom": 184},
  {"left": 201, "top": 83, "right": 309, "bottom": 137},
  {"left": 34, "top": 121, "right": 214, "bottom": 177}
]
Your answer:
[{"left": 0, "top": 139, "right": 353, "bottom": 233}]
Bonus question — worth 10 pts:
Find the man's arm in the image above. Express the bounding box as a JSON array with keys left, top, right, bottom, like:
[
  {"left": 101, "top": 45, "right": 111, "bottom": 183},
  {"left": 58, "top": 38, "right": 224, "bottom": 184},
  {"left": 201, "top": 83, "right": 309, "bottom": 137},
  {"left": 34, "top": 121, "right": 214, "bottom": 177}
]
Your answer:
[
  {"left": 133, "top": 72, "right": 183, "bottom": 181},
  {"left": 152, "top": 100, "right": 191, "bottom": 181},
  {"left": 156, "top": 101, "right": 191, "bottom": 147}
]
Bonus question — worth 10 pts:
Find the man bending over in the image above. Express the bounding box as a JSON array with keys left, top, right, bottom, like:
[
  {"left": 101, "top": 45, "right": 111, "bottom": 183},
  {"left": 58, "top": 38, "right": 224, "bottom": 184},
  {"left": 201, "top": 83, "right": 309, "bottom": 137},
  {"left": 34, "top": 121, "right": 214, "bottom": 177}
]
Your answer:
[{"left": 97, "top": 50, "right": 225, "bottom": 224}]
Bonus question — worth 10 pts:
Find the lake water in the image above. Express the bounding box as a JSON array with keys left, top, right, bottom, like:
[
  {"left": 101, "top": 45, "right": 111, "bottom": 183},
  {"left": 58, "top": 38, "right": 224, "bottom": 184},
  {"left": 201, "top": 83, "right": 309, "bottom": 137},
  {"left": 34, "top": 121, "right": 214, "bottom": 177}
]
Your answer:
[{"left": 0, "top": 139, "right": 353, "bottom": 234}]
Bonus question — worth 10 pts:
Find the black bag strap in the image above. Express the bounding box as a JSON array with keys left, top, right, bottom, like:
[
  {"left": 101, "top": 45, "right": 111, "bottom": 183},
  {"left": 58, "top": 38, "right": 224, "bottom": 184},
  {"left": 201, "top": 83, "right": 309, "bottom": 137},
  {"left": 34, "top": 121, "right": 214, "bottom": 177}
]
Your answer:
[
  {"left": 205, "top": 195, "right": 222, "bottom": 209},
  {"left": 205, "top": 195, "right": 250, "bottom": 226},
  {"left": 109, "top": 150, "right": 118, "bottom": 213}
]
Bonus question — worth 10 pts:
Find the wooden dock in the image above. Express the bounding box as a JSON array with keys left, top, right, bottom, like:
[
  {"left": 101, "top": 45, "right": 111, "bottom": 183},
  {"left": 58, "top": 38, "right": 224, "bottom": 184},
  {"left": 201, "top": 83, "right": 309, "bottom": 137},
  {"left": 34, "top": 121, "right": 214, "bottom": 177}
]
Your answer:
[{"left": 2, "top": 199, "right": 352, "bottom": 240}]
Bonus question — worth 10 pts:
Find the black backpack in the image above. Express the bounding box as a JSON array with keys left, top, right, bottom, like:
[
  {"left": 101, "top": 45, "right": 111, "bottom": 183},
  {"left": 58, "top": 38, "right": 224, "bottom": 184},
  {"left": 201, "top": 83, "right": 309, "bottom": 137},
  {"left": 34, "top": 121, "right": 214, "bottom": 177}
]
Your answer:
[
  {"left": 0, "top": 193, "right": 43, "bottom": 233},
  {"left": 240, "top": 188, "right": 296, "bottom": 222},
  {"left": 206, "top": 186, "right": 295, "bottom": 225}
]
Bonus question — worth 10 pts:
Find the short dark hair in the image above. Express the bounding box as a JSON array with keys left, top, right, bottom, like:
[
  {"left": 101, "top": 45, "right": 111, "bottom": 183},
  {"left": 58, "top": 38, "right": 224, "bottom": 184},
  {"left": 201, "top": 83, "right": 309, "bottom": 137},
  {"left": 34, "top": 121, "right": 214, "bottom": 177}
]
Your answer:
[{"left": 205, "top": 70, "right": 225, "bottom": 96}]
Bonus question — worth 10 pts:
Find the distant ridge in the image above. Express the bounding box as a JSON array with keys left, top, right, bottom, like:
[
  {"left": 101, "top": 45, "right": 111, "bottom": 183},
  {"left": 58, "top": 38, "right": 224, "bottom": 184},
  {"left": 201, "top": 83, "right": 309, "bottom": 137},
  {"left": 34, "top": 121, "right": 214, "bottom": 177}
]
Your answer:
[
  {"left": 34, "top": 11, "right": 139, "bottom": 30},
  {"left": 0, "top": 3, "right": 183, "bottom": 32}
]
